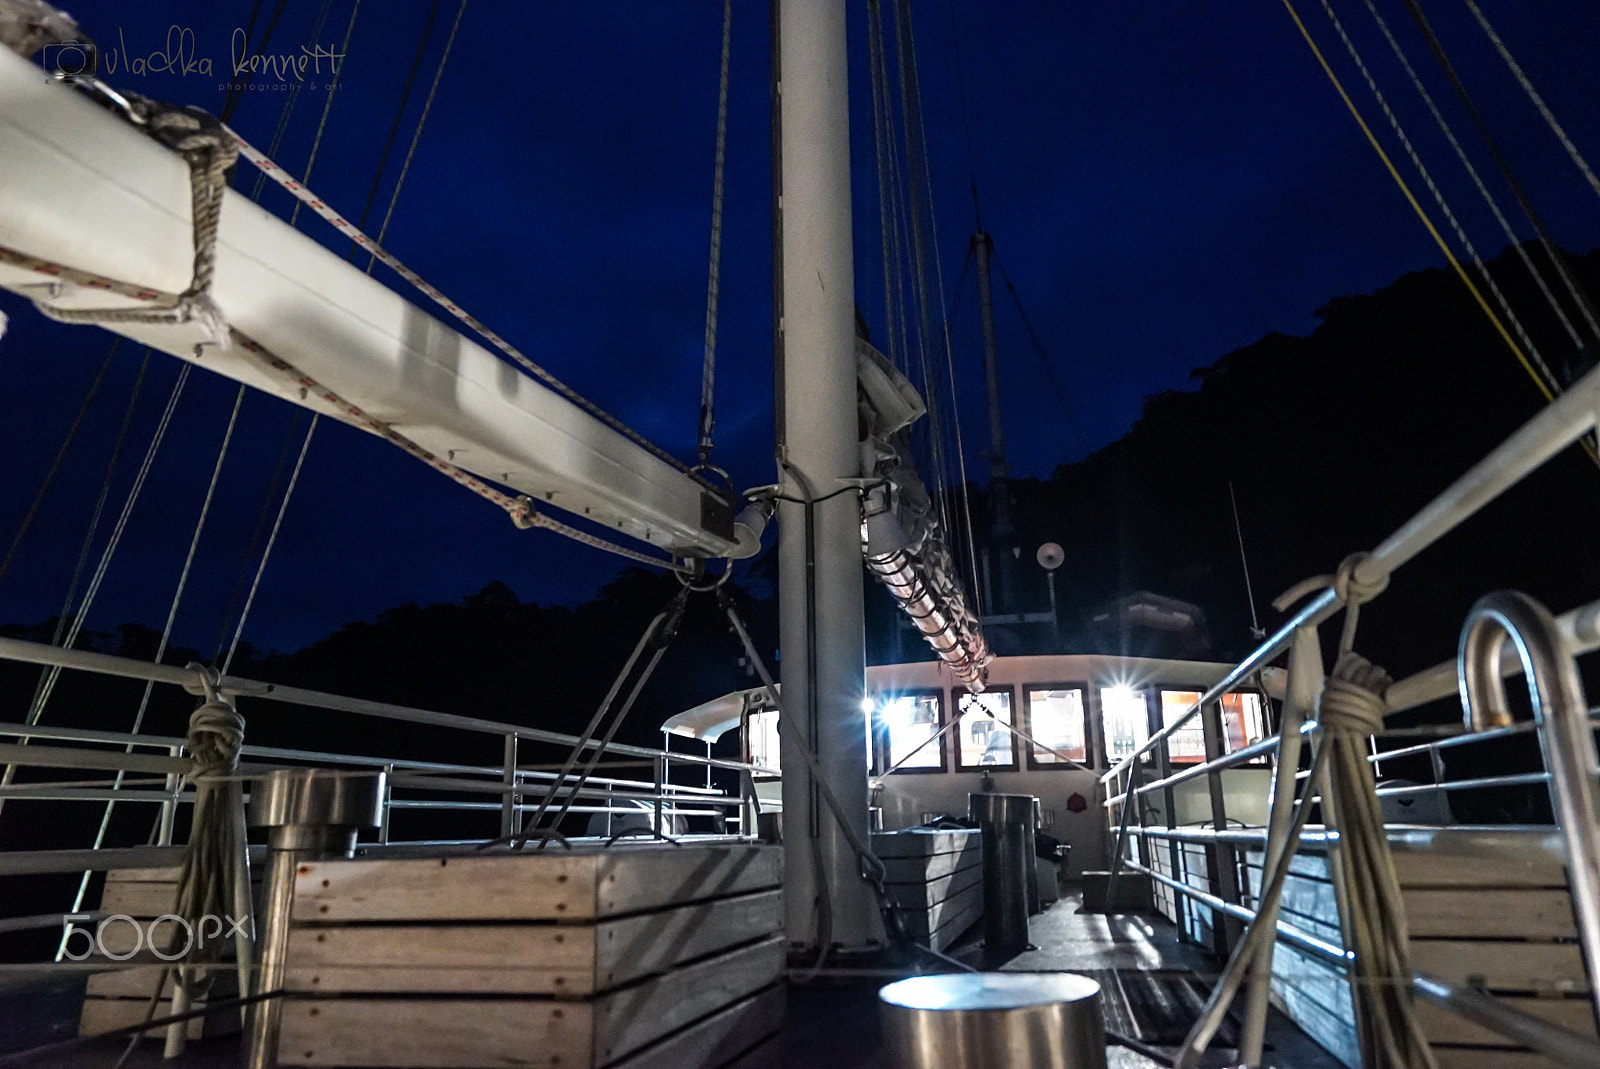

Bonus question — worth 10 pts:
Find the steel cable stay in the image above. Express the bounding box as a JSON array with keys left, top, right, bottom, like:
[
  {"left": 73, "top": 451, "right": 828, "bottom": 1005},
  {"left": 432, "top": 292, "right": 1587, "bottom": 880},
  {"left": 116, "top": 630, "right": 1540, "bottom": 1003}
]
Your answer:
[
  {"left": 1317, "top": 0, "right": 1559, "bottom": 398},
  {"left": 0, "top": 336, "right": 120, "bottom": 588},
  {"left": 696, "top": 0, "right": 732, "bottom": 466},
  {"left": 1357, "top": 0, "right": 1593, "bottom": 363},
  {"left": 1279, "top": 0, "right": 1600, "bottom": 471},
  {"left": 1397, "top": 0, "right": 1600, "bottom": 348},
  {"left": 1461, "top": 0, "right": 1600, "bottom": 208}
]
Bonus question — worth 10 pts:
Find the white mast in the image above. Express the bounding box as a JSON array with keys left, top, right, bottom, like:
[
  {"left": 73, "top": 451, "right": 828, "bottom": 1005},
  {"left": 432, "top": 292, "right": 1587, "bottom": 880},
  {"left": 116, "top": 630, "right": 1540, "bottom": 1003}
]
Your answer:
[{"left": 774, "top": 0, "right": 883, "bottom": 954}]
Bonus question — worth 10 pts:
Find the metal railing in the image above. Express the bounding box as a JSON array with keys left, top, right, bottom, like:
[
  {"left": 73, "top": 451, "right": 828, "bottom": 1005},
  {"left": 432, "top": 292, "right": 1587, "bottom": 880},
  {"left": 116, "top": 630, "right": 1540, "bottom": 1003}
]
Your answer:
[
  {"left": 1094, "top": 356, "right": 1600, "bottom": 1067},
  {"left": 0, "top": 634, "right": 775, "bottom": 946}
]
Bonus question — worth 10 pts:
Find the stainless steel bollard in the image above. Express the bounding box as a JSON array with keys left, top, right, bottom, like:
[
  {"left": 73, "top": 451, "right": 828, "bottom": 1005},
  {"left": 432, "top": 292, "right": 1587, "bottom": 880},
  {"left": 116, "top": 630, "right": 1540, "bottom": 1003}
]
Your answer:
[
  {"left": 246, "top": 769, "right": 384, "bottom": 1069},
  {"left": 880, "top": 972, "right": 1107, "bottom": 1069},
  {"left": 970, "top": 792, "right": 1033, "bottom": 955}
]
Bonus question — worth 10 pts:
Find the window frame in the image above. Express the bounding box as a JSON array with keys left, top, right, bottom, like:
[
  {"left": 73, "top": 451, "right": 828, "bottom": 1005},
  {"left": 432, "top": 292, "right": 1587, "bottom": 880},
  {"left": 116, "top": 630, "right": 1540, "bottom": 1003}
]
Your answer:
[
  {"left": 1097, "top": 684, "right": 1156, "bottom": 766},
  {"left": 1022, "top": 682, "right": 1094, "bottom": 771},
  {"left": 873, "top": 689, "right": 949, "bottom": 775},
  {"left": 1157, "top": 688, "right": 1275, "bottom": 767},
  {"left": 952, "top": 685, "right": 1020, "bottom": 773}
]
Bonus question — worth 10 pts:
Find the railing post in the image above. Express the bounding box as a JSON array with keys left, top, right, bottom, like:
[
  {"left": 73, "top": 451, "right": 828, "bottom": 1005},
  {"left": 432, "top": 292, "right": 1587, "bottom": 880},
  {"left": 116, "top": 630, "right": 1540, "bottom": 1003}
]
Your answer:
[
  {"left": 653, "top": 754, "right": 667, "bottom": 839},
  {"left": 500, "top": 734, "right": 518, "bottom": 840},
  {"left": 156, "top": 743, "right": 181, "bottom": 846},
  {"left": 1200, "top": 699, "right": 1243, "bottom": 955},
  {"left": 1154, "top": 730, "right": 1184, "bottom": 934},
  {"left": 378, "top": 763, "right": 394, "bottom": 845}
]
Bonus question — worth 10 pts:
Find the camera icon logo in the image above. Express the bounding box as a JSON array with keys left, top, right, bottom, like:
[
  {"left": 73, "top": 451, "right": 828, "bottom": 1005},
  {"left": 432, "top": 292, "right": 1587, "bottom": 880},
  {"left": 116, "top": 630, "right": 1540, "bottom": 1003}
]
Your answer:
[{"left": 41, "top": 41, "right": 97, "bottom": 83}]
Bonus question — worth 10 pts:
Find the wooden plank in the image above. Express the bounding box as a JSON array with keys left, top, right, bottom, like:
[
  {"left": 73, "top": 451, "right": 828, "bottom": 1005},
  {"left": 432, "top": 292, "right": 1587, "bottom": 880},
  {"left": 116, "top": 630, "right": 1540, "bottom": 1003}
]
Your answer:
[
  {"left": 870, "top": 830, "right": 980, "bottom": 859},
  {"left": 594, "top": 936, "right": 786, "bottom": 1065},
  {"left": 1415, "top": 997, "right": 1598, "bottom": 1048},
  {"left": 104, "top": 866, "right": 183, "bottom": 883},
  {"left": 1405, "top": 890, "right": 1577, "bottom": 939},
  {"left": 285, "top": 923, "right": 596, "bottom": 996},
  {"left": 1409, "top": 939, "right": 1590, "bottom": 994},
  {"left": 278, "top": 996, "right": 590, "bottom": 1067},
  {"left": 880, "top": 849, "right": 979, "bottom": 884},
  {"left": 98, "top": 880, "right": 176, "bottom": 917},
  {"left": 79, "top": 997, "right": 236, "bottom": 1040},
  {"left": 884, "top": 864, "right": 981, "bottom": 910},
  {"left": 1393, "top": 849, "right": 1566, "bottom": 888},
  {"left": 607, "top": 985, "right": 782, "bottom": 1069},
  {"left": 1269, "top": 942, "right": 1358, "bottom": 1069},
  {"left": 86, "top": 963, "right": 237, "bottom": 999},
  {"left": 277, "top": 937, "right": 785, "bottom": 1068},
  {"left": 294, "top": 845, "right": 780, "bottom": 923},
  {"left": 596, "top": 890, "right": 782, "bottom": 991}
]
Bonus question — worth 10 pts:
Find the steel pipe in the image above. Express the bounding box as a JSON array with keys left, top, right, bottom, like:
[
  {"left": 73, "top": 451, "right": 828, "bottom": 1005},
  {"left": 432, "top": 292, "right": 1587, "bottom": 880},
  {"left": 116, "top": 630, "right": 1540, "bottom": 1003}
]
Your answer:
[{"left": 1459, "top": 590, "right": 1600, "bottom": 1026}]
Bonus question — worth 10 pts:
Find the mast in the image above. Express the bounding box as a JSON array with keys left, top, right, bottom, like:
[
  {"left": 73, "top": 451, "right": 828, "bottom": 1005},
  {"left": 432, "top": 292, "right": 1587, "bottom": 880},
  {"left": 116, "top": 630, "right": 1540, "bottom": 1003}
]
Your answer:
[
  {"left": 774, "top": 0, "right": 883, "bottom": 953},
  {"left": 973, "top": 229, "right": 1015, "bottom": 611}
]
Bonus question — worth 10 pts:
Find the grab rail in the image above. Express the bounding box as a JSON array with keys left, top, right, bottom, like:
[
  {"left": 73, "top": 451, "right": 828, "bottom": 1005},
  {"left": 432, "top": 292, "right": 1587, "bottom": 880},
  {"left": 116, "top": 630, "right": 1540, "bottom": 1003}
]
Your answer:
[{"left": 1459, "top": 590, "right": 1600, "bottom": 1029}]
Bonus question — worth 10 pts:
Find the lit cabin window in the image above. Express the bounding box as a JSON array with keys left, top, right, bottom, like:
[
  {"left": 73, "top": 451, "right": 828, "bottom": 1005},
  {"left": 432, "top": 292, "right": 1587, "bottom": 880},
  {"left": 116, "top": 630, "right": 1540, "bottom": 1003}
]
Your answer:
[
  {"left": 1023, "top": 686, "right": 1089, "bottom": 768},
  {"left": 1160, "top": 691, "right": 1270, "bottom": 764},
  {"left": 954, "top": 688, "right": 1017, "bottom": 771},
  {"left": 1100, "top": 686, "right": 1151, "bottom": 762},
  {"left": 877, "top": 693, "right": 945, "bottom": 772},
  {"left": 747, "top": 708, "right": 781, "bottom": 777}
]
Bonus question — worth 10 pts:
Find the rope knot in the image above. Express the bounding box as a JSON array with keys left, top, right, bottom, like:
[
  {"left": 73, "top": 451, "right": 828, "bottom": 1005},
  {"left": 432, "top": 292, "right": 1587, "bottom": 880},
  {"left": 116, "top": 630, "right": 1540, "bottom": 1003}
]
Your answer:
[
  {"left": 1331, "top": 552, "right": 1388, "bottom": 607},
  {"left": 1318, "top": 650, "right": 1391, "bottom": 737},
  {"left": 184, "top": 662, "right": 242, "bottom": 780}
]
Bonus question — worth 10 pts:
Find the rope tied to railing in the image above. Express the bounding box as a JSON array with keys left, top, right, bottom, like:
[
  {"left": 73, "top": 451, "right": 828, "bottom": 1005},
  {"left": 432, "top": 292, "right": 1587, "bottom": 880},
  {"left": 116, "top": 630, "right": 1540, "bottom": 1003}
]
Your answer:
[
  {"left": 1275, "top": 550, "right": 1390, "bottom": 655},
  {"left": 172, "top": 664, "right": 248, "bottom": 970},
  {"left": 33, "top": 94, "right": 236, "bottom": 353},
  {"left": 1319, "top": 651, "right": 1391, "bottom": 737}
]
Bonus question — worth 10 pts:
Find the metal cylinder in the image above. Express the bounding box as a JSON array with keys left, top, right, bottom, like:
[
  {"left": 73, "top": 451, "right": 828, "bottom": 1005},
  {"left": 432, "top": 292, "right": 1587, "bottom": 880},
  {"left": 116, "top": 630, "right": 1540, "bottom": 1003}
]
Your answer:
[
  {"left": 970, "top": 792, "right": 1033, "bottom": 955},
  {"left": 880, "top": 972, "right": 1107, "bottom": 1069},
  {"left": 246, "top": 769, "right": 384, "bottom": 1069},
  {"left": 1025, "top": 798, "right": 1041, "bottom": 915}
]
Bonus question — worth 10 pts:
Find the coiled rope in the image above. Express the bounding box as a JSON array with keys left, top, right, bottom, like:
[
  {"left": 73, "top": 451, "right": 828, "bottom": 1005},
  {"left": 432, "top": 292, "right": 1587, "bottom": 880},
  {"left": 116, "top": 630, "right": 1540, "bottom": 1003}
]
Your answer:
[{"left": 1180, "top": 554, "right": 1436, "bottom": 1068}]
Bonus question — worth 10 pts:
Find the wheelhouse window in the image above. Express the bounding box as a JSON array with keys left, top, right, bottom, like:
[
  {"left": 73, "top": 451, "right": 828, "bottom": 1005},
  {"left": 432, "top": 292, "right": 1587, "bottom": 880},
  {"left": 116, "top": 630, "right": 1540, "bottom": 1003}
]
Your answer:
[
  {"left": 876, "top": 692, "right": 946, "bottom": 773},
  {"left": 954, "top": 688, "right": 1017, "bottom": 771},
  {"left": 1023, "top": 686, "right": 1090, "bottom": 768},
  {"left": 1100, "top": 686, "right": 1151, "bottom": 763},
  {"left": 1160, "top": 690, "right": 1270, "bottom": 765}
]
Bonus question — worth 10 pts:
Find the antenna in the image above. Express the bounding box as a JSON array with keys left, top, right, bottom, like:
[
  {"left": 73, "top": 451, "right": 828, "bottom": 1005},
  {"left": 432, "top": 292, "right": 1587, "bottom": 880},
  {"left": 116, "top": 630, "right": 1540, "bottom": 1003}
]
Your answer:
[{"left": 1228, "top": 482, "right": 1265, "bottom": 640}]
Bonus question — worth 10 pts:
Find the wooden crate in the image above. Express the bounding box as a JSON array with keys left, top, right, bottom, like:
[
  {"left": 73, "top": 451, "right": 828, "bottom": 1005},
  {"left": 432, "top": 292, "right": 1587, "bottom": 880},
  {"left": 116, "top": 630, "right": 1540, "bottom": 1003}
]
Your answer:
[
  {"left": 874, "top": 829, "right": 982, "bottom": 952},
  {"left": 279, "top": 843, "right": 785, "bottom": 1069},
  {"left": 78, "top": 866, "right": 252, "bottom": 1041},
  {"left": 1242, "top": 828, "right": 1597, "bottom": 1069}
]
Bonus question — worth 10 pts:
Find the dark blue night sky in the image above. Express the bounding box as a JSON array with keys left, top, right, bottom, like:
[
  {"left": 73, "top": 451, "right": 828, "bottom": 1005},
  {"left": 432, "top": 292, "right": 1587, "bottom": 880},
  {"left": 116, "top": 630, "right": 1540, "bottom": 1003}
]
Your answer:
[{"left": 2, "top": 1, "right": 1598, "bottom": 655}]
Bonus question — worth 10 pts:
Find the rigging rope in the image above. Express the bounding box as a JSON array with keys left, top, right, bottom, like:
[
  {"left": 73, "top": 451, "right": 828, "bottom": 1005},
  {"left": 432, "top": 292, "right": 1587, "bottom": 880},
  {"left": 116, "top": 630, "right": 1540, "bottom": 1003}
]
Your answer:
[
  {"left": 1398, "top": 0, "right": 1600, "bottom": 347},
  {"left": 218, "top": 415, "right": 317, "bottom": 675},
  {"left": 991, "top": 248, "right": 1092, "bottom": 459},
  {"left": 696, "top": 0, "right": 732, "bottom": 465},
  {"left": 350, "top": 0, "right": 441, "bottom": 258},
  {"left": 289, "top": 0, "right": 362, "bottom": 230},
  {"left": 1358, "top": 0, "right": 1591, "bottom": 357},
  {"left": 1462, "top": 0, "right": 1600, "bottom": 206},
  {"left": 0, "top": 338, "right": 120, "bottom": 588},
  {"left": 369, "top": 0, "right": 466, "bottom": 264},
  {"left": 1315, "top": 0, "right": 1558, "bottom": 397},
  {"left": 1280, "top": 0, "right": 1600, "bottom": 472}
]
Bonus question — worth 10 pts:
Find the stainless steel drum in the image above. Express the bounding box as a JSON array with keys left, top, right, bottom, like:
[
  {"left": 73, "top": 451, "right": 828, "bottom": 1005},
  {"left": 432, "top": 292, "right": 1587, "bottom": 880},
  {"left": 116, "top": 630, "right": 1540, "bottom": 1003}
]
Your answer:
[{"left": 880, "top": 972, "right": 1107, "bottom": 1069}]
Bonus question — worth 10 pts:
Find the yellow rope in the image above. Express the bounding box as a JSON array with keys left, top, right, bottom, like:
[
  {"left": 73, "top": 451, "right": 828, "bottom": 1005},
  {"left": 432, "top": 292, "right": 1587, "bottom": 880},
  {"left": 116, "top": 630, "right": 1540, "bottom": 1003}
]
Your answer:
[{"left": 1279, "top": 0, "right": 1562, "bottom": 409}]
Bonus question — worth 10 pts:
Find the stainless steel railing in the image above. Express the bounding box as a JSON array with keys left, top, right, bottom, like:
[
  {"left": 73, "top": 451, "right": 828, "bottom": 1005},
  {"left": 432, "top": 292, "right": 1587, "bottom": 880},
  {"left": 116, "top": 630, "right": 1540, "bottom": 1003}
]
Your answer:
[{"left": 0, "top": 633, "right": 775, "bottom": 950}]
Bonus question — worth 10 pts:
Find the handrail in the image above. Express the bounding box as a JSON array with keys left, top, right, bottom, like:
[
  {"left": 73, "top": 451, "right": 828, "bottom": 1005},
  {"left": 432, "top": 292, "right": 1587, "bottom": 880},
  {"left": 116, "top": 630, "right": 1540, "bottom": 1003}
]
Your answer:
[
  {"left": 0, "top": 635, "right": 766, "bottom": 774},
  {"left": 1102, "top": 359, "right": 1600, "bottom": 784},
  {"left": 1459, "top": 590, "right": 1600, "bottom": 1030}
]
